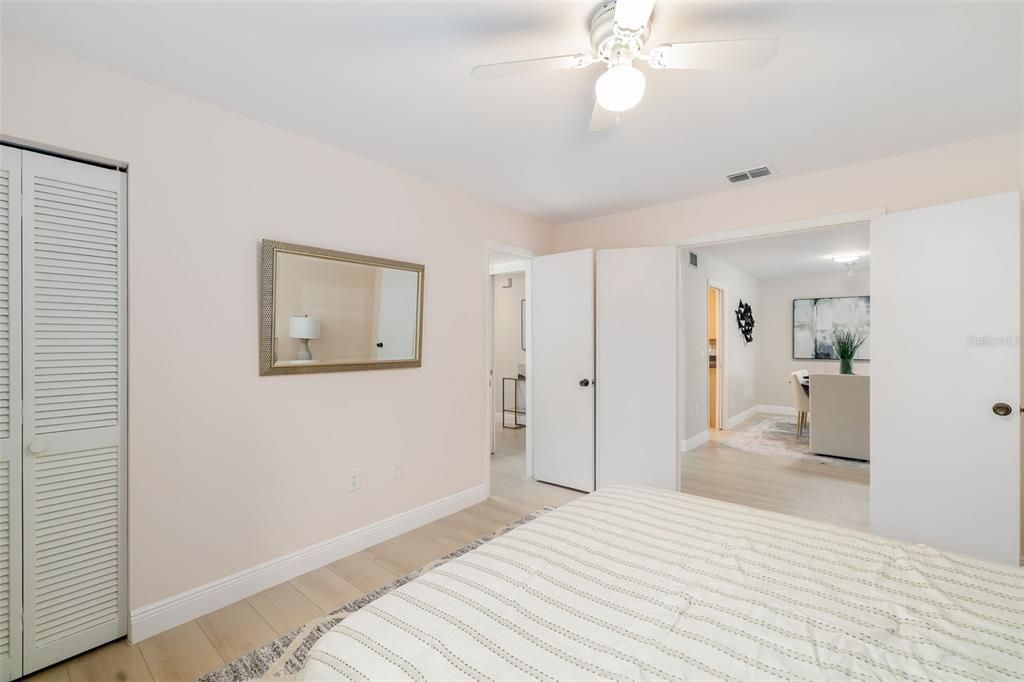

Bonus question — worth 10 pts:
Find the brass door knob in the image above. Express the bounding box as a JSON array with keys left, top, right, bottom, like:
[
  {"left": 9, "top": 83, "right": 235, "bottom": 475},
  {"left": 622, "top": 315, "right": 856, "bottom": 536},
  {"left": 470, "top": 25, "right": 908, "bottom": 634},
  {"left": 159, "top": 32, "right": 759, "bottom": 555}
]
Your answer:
[{"left": 992, "top": 402, "right": 1013, "bottom": 416}]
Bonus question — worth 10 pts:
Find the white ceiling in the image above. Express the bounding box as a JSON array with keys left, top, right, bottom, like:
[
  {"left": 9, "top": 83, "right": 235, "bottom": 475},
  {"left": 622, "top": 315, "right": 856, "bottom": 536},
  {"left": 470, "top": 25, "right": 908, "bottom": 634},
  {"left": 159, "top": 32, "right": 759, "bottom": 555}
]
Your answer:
[
  {"left": 3, "top": 2, "right": 1020, "bottom": 222},
  {"left": 696, "top": 221, "right": 869, "bottom": 279}
]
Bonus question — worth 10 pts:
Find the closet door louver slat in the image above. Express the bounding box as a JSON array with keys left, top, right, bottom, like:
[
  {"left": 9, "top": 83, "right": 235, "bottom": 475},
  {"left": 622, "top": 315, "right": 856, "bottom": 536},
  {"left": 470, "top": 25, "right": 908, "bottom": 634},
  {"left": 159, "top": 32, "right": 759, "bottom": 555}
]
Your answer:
[
  {"left": 22, "top": 151, "right": 125, "bottom": 674},
  {"left": 0, "top": 147, "right": 23, "bottom": 682}
]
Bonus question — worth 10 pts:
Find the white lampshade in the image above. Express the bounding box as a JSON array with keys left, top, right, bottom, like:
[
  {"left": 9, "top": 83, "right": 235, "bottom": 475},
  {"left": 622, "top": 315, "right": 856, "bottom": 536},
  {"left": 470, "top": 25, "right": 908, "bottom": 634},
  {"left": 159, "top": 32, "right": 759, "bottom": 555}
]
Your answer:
[{"left": 289, "top": 315, "right": 321, "bottom": 340}]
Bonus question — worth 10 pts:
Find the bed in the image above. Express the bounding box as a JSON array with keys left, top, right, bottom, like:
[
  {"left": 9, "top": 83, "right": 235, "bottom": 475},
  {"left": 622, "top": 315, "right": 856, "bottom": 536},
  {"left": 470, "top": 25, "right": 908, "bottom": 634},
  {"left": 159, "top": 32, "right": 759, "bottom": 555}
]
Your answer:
[{"left": 299, "top": 485, "right": 1024, "bottom": 681}]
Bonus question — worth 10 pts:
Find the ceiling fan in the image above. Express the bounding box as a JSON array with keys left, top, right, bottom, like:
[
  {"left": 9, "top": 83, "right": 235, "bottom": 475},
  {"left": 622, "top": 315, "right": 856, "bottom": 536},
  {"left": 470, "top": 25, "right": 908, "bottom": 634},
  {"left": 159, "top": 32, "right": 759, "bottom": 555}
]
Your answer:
[{"left": 471, "top": 0, "right": 779, "bottom": 131}]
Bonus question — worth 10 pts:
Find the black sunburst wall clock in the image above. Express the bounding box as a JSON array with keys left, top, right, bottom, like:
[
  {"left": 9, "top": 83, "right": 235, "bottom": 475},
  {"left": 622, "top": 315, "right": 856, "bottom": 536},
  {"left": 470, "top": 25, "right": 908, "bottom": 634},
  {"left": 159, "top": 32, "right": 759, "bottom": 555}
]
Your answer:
[{"left": 735, "top": 300, "right": 755, "bottom": 343}]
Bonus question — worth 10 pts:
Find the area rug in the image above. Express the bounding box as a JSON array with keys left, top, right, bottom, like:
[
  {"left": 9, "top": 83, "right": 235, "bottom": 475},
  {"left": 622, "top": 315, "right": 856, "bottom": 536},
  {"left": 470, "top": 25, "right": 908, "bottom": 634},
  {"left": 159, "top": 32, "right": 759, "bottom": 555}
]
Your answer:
[
  {"left": 719, "top": 416, "right": 868, "bottom": 469},
  {"left": 196, "top": 508, "right": 548, "bottom": 682}
]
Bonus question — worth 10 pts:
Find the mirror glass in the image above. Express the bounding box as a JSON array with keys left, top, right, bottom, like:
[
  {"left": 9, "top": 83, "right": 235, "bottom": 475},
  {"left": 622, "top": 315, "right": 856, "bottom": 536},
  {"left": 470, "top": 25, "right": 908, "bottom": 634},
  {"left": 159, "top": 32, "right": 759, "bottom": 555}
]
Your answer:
[{"left": 260, "top": 241, "right": 423, "bottom": 374}]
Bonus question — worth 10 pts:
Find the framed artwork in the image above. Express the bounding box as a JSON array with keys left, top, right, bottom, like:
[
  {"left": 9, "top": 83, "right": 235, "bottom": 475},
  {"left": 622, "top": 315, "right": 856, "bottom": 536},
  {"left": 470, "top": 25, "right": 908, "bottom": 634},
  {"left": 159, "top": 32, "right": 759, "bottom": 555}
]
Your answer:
[{"left": 792, "top": 296, "right": 870, "bottom": 360}]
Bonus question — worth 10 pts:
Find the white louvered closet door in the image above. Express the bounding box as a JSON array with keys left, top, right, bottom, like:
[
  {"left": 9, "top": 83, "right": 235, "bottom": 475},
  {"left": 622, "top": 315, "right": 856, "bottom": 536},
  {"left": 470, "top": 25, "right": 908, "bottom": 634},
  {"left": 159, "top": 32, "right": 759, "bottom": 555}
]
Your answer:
[
  {"left": 0, "top": 147, "right": 24, "bottom": 682},
  {"left": 21, "top": 151, "right": 126, "bottom": 673}
]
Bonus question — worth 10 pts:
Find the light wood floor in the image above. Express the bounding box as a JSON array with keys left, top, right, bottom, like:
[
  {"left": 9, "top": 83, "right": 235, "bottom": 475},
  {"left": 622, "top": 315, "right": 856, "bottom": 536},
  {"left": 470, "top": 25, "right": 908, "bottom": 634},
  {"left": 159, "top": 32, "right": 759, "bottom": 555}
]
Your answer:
[
  {"left": 24, "top": 420, "right": 865, "bottom": 681},
  {"left": 684, "top": 417, "right": 870, "bottom": 532}
]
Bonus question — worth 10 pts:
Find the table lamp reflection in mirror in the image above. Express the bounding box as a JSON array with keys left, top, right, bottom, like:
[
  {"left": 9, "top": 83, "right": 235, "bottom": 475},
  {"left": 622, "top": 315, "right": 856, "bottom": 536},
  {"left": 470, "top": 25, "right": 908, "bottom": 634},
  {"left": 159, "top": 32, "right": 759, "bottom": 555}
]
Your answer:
[{"left": 289, "top": 314, "right": 321, "bottom": 362}]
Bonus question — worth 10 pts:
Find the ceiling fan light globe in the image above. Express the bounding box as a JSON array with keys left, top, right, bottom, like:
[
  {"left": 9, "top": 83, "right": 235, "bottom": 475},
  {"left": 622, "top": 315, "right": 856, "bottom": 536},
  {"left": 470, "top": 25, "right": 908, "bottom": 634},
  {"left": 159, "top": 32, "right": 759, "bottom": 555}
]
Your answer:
[{"left": 595, "top": 64, "right": 646, "bottom": 112}]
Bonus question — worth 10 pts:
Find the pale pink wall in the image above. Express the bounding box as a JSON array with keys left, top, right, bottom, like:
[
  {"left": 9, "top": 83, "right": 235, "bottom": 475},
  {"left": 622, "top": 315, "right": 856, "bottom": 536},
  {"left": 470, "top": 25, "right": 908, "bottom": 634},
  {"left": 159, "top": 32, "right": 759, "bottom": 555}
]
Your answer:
[
  {"left": 553, "top": 131, "right": 1022, "bottom": 250},
  {"left": 1, "top": 37, "right": 553, "bottom": 608}
]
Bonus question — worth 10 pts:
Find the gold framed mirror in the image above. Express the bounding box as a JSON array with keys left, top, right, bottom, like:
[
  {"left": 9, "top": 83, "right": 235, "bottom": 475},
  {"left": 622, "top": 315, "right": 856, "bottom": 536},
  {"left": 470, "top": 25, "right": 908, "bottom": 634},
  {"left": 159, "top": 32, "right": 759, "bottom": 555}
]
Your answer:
[{"left": 259, "top": 240, "right": 424, "bottom": 375}]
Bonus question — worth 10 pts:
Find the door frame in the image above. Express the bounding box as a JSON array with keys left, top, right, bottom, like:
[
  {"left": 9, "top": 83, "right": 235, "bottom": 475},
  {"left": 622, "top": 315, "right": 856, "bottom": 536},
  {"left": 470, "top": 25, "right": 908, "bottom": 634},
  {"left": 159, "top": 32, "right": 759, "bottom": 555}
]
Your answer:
[
  {"left": 672, "top": 209, "right": 883, "bottom": 467},
  {"left": 0, "top": 145, "right": 24, "bottom": 682},
  {"left": 484, "top": 242, "right": 534, "bottom": 494},
  {"left": 671, "top": 208, "right": 885, "bottom": 250},
  {"left": 707, "top": 280, "right": 725, "bottom": 431}
]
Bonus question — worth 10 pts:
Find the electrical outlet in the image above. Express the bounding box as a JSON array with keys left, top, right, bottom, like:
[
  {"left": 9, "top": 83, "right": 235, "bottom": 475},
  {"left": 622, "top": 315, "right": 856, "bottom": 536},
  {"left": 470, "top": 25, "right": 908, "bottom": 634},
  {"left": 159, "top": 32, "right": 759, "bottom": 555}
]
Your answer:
[
  {"left": 694, "top": 403, "right": 700, "bottom": 416},
  {"left": 392, "top": 460, "right": 402, "bottom": 480},
  {"left": 348, "top": 467, "right": 361, "bottom": 492}
]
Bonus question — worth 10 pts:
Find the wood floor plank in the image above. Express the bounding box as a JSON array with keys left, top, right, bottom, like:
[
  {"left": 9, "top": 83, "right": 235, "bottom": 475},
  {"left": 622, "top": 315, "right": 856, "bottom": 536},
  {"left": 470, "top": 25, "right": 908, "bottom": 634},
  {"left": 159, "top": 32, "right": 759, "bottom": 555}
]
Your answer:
[
  {"left": 415, "top": 517, "right": 466, "bottom": 543},
  {"left": 681, "top": 428, "right": 868, "bottom": 529},
  {"left": 137, "top": 620, "right": 224, "bottom": 682},
  {"left": 465, "top": 501, "right": 521, "bottom": 525},
  {"left": 389, "top": 529, "right": 456, "bottom": 564},
  {"left": 418, "top": 520, "right": 489, "bottom": 551},
  {"left": 247, "top": 583, "right": 324, "bottom": 636},
  {"left": 66, "top": 639, "right": 153, "bottom": 682},
  {"left": 23, "top": 663, "right": 70, "bottom": 682},
  {"left": 363, "top": 541, "right": 430, "bottom": 576},
  {"left": 486, "top": 492, "right": 534, "bottom": 509},
  {"left": 433, "top": 508, "right": 502, "bottom": 538},
  {"left": 290, "top": 567, "right": 363, "bottom": 610},
  {"left": 197, "top": 600, "right": 280, "bottom": 663},
  {"left": 327, "top": 551, "right": 400, "bottom": 594}
]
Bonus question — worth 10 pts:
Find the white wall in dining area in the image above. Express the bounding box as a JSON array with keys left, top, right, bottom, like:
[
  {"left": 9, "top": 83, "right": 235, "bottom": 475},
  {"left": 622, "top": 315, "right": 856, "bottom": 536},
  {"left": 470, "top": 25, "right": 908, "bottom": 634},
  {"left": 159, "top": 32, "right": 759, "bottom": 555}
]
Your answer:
[
  {"left": 683, "top": 251, "right": 759, "bottom": 440},
  {"left": 755, "top": 270, "right": 871, "bottom": 407},
  {"left": 0, "top": 36, "right": 552, "bottom": 618}
]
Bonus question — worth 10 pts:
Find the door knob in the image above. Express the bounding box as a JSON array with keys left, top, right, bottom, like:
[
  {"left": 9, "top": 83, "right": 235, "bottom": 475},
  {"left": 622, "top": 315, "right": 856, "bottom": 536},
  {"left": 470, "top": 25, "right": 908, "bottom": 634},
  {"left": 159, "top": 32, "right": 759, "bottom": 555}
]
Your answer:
[
  {"left": 28, "top": 440, "right": 47, "bottom": 455},
  {"left": 992, "top": 402, "right": 1013, "bottom": 416},
  {"left": 579, "top": 379, "right": 591, "bottom": 387}
]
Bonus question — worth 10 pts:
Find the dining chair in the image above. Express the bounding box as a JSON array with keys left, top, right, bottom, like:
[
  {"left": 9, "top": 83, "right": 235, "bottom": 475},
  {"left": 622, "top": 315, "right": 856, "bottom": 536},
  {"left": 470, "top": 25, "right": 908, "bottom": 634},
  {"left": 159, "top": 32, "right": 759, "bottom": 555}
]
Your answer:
[{"left": 789, "top": 370, "right": 810, "bottom": 439}]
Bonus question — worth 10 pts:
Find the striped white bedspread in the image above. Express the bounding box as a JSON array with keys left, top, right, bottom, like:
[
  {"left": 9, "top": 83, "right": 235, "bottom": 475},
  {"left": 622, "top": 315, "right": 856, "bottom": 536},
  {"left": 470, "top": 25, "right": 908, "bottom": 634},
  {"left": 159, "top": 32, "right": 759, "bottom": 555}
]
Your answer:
[{"left": 299, "top": 486, "right": 1024, "bottom": 681}]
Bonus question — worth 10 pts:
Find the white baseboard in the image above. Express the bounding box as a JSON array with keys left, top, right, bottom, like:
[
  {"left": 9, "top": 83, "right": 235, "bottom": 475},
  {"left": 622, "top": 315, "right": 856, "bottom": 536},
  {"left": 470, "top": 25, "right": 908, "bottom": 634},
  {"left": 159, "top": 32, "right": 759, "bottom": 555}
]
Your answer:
[
  {"left": 724, "top": 405, "right": 760, "bottom": 429},
  {"left": 681, "top": 431, "right": 710, "bottom": 452},
  {"left": 758, "top": 404, "right": 797, "bottom": 416},
  {"left": 129, "top": 482, "right": 488, "bottom": 643}
]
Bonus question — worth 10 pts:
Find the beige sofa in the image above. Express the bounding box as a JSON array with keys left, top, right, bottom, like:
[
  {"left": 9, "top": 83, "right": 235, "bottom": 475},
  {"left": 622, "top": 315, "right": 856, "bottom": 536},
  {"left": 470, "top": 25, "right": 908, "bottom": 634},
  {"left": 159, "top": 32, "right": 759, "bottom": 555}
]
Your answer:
[{"left": 809, "top": 374, "right": 869, "bottom": 461}]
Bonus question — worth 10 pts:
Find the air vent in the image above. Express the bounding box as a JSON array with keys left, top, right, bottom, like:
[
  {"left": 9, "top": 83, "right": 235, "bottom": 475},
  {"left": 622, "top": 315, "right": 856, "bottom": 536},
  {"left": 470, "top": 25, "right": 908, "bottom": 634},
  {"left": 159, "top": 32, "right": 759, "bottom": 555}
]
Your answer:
[
  {"left": 726, "top": 165, "right": 773, "bottom": 184},
  {"left": 689, "top": 251, "right": 698, "bottom": 268}
]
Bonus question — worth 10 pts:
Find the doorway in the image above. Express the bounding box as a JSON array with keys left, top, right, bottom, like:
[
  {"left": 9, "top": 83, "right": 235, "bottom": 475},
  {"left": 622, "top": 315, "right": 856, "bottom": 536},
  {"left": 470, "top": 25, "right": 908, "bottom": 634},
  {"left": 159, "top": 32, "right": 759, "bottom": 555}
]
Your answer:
[
  {"left": 675, "top": 198, "right": 1021, "bottom": 564},
  {"left": 707, "top": 285, "right": 722, "bottom": 432},
  {"left": 678, "top": 215, "right": 874, "bottom": 534},
  {"left": 492, "top": 270, "right": 526, "bottom": 445},
  {"left": 485, "top": 243, "right": 533, "bottom": 491}
]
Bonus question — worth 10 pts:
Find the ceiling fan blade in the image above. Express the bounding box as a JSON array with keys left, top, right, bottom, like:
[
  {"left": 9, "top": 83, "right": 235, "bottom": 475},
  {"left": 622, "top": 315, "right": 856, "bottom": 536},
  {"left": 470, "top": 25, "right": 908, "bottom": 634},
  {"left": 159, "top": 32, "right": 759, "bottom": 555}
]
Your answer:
[
  {"left": 614, "top": 0, "right": 656, "bottom": 31},
  {"left": 471, "top": 53, "right": 593, "bottom": 80},
  {"left": 648, "top": 38, "right": 779, "bottom": 70},
  {"left": 589, "top": 101, "right": 617, "bottom": 132}
]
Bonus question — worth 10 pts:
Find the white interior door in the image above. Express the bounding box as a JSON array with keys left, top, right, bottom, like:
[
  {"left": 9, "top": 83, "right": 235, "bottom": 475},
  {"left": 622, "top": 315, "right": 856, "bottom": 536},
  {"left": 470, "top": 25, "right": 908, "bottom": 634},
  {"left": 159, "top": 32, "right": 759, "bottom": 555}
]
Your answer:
[
  {"left": 871, "top": 191, "right": 1020, "bottom": 564},
  {"left": 596, "top": 247, "right": 679, "bottom": 490},
  {"left": 21, "top": 151, "right": 126, "bottom": 671},
  {"left": 532, "top": 249, "right": 594, "bottom": 492},
  {"left": 0, "top": 147, "right": 24, "bottom": 682},
  {"left": 375, "top": 268, "right": 419, "bottom": 360}
]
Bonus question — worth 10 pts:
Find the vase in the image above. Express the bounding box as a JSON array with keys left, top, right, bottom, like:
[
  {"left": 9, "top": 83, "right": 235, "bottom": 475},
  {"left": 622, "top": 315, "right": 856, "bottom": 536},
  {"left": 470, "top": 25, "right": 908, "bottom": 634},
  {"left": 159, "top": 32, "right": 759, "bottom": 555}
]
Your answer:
[{"left": 840, "top": 357, "right": 854, "bottom": 375}]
